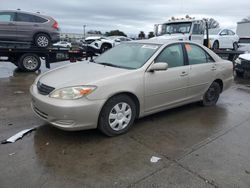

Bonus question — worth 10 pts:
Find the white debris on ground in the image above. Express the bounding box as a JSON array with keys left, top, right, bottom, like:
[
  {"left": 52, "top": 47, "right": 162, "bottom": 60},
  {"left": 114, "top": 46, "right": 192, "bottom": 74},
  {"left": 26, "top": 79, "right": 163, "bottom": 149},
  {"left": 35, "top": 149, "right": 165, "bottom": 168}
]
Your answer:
[
  {"left": 150, "top": 156, "right": 161, "bottom": 163},
  {"left": 1, "top": 127, "right": 36, "bottom": 144}
]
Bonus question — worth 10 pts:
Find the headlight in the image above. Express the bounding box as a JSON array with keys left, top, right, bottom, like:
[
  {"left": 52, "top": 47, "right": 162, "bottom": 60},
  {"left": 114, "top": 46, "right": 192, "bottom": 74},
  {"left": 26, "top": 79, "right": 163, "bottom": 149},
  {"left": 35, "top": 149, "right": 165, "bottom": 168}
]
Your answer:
[
  {"left": 49, "top": 86, "right": 96, "bottom": 100},
  {"left": 235, "top": 58, "right": 241, "bottom": 65}
]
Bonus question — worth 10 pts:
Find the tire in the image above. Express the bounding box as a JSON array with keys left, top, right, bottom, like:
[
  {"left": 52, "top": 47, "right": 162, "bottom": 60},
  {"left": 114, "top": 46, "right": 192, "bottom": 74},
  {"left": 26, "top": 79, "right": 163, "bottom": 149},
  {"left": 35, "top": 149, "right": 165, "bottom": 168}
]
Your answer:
[
  {"left": 18, "top": 53, "right": 41, "bottom": 72},
  {"left": 100, "top": 44, "right": 112, "bottom": 53},
  {"left": 34, "top": 33, "right": 51, "bottom": 48},
  {"left": 212, "top": 41, "right": 219, "bottom": 50},
  {"left": 98, "top": 95, "right": 136, "bottom": 136},
  {"left": 233, "top": 42, "right": 238, "bottom": 51},
  {"left": 202, "top": 82, "right": 221, "bottom": 106}
]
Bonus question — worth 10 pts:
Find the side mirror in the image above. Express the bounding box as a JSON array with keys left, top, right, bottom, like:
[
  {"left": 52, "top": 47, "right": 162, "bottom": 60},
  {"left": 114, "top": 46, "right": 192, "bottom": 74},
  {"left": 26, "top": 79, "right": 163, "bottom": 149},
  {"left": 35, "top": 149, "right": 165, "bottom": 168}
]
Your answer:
[{"left": 149, "top": 62, "right": 168, "bottom": 72}]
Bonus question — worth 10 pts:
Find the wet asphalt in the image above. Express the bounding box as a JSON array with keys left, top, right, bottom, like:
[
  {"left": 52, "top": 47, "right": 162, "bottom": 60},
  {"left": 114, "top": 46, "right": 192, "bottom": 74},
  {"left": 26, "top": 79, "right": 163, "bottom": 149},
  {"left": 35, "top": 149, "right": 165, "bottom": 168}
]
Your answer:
[{"left": 0, "top": 61, "right": 250, "bottom": 188}]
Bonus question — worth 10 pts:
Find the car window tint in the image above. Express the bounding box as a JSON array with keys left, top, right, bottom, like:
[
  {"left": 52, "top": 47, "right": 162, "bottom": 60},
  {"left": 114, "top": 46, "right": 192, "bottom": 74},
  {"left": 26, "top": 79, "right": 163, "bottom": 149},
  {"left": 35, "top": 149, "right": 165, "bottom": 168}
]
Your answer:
[
  {"left": 0, "top": 12, "right": 14, "bottom": 22},
  {"left": 220, "top": 30, "right": 228, "bottom": 35},
  {"left": 16, "top": 13, "right": 40, "bottom": 23},
  {"left": 192, "top": 23, "right": 204, "bottom": 34},
  {"left": 185, "top": 44, "right": 214, "bottom": 65},
  {"left": 228, "top": 30, "right": 235, "bottom": 35},
  {"left": 155, "top": 44, "right": 184, "bottom": 68},
  {"left": 33, "top": 15, "right": 47, "bottom": 23}
]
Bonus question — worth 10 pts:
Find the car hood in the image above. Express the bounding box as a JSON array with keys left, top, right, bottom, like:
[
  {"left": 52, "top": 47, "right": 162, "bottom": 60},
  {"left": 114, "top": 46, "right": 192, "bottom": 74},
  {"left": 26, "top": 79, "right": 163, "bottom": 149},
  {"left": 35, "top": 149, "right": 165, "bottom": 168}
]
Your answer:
[
  {"left": 38, "top": 62, "right": 130, "bottom": 88},
  {"left": 239, "top": 53, "right": 250, "bottom": 61}
]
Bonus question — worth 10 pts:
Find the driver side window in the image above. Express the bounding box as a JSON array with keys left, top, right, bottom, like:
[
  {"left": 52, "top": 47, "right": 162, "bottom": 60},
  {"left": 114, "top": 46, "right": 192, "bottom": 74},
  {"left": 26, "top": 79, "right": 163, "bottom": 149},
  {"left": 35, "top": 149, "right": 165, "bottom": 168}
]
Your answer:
[{"left": 155, "top": 44, "right": 184, "bottom": 68}]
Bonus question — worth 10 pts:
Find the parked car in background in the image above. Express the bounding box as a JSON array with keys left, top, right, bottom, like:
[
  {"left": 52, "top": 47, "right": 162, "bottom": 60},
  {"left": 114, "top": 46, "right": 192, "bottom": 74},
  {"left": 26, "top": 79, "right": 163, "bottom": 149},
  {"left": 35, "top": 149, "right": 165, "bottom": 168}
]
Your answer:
[
  {"left": 235, "top": 53, "right": 250, "bottom": 77},
  {"left": 206, "top": 28, "right": 239, "bottom": 50},
  {"left": 30, "top": 40, "right": 233, "bottom": 136},
  {"left": 107, "top": 36, "right": 132, "bottom": 46},
  {"left": 0, "top": 10, "right": 60, "bottom": 48},
  {"left": 53, "top": 41, "right": 71, "bottom": 48},
  {"left": 84, "top": 36, "right": 114, "bottom": 53}
]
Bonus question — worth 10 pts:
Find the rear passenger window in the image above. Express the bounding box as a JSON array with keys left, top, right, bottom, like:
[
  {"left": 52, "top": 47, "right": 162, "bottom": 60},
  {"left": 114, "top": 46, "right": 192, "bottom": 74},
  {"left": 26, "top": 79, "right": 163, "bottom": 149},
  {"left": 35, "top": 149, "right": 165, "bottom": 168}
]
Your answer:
[
  {"left": 155, "top": 44, "right": 184, "bottom": 68},
  {"left": 16, "top": 13, "right": 34, "bottom": 22},
  {"left": 0, "top": 12, "right": 14, "bottom": 22},
  {"left": 185, "top": 44, "right": 214, "bottom": 65},
  {"left": 33, "top": 15, "right": 47, "bottom": 23}
]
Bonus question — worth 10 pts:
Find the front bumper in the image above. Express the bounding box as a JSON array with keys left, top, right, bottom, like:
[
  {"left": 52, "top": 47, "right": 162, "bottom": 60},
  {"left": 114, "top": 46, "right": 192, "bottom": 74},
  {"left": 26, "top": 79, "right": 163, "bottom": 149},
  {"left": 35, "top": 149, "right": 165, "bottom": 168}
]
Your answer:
[{"left": 30, "top": 84, "right": 106, "bottom": 131}]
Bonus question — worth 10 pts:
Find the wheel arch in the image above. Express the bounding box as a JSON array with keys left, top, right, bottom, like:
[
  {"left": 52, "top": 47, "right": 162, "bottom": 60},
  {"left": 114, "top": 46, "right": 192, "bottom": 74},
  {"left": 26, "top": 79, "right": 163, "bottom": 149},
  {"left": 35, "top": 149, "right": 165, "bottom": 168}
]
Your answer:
[
  {"left": 214, "top": 79, "right": 223, "bottom": 93},
  {"left": 101, "top": 42, "right": 113, "bottom": 48},
  {"left": 99, "top": 92, "right": 141, "bottom": 120}
]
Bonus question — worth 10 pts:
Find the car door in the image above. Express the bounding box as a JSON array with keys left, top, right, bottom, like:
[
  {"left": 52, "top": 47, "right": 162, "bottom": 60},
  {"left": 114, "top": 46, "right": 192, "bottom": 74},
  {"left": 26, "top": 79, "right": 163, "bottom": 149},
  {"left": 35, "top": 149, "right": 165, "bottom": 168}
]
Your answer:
[
  {"left": 219, "top": 29, "right": 229, "bottom": 48},
  {"left": 228, "top": 30, "right": 237, "bottom": 48},
  {"left": 0, "top": 11, "right": 17, "bottom": 41},
  {"left": 190, "top": 22, "right": 205, "bottom": 45},
  {"left": 184, "top": 43, "right": 217, "bottom": 99},
  {"left": 15, "top": 12, "right": 37, "bottom": 42},
  {"left": 144, "top": 44, "right": 189, "bottom": 113}
]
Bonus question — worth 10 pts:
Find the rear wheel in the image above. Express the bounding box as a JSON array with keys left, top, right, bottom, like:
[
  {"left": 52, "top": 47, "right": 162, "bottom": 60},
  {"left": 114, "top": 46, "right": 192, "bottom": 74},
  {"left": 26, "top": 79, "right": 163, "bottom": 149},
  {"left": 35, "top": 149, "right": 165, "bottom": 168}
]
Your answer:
[
  {"left": 98, "top": 95, "right": 136, "bottom": 136},
  {"left": 34, "top": 33, "right": 51, "bottom": 48},
  {"left": 18, "top": 53, "right": 41, "bottom": 72},
  {"left": 212, "top": 41, "right": 219, "bottom": 50},
  {"left": 233, "top": 42, "right": 238, "bottom": 51},
  {"left": 202, "top": 82, "right": 221, "bottom": 106}
]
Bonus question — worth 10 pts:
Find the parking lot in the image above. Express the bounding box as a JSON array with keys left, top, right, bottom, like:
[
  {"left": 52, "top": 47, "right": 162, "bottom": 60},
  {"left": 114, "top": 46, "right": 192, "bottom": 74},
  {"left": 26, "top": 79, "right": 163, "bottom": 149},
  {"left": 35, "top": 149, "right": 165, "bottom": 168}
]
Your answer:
[{"left": 0, "top": 60, "right": 250, "bottom": 188}]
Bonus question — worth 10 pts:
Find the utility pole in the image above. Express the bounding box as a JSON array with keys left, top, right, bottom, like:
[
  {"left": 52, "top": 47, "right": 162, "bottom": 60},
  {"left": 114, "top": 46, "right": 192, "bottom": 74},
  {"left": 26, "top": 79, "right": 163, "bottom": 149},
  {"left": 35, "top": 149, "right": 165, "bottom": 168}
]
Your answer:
[{"left": 83, "top": 25, "right": 86, "bottom": 39}]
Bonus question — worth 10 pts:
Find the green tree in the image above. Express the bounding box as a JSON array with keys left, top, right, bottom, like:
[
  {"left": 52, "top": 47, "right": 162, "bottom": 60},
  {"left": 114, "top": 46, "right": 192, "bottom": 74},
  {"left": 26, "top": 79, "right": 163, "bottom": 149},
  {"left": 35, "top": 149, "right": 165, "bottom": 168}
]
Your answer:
[
  {"left": 148, "top": 31, "right": 155, "bottom": 39},
  {"left": 203, "top": 18, "right": 220, "bottom": 29},
  {"left": 105, "top": 30, "right": 127, "bottom": 37},
  {"left": 138, "top": 31, "right": 145, "bottom": 39}
]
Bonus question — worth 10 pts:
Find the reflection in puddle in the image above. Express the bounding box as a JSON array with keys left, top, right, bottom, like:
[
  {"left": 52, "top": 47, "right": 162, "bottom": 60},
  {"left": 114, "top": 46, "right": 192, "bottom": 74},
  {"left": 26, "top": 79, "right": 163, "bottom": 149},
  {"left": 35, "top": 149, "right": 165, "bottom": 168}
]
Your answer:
[{"left": 0, "top": 61, "right": 69, "bottom": 79}]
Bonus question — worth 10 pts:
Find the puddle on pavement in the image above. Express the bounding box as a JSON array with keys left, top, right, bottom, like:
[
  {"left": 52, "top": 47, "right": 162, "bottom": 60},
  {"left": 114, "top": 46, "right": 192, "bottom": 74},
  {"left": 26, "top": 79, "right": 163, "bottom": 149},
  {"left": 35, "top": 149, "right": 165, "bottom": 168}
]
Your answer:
[{"left": 0, "top": 61, "right": 69, "bottom": 79}]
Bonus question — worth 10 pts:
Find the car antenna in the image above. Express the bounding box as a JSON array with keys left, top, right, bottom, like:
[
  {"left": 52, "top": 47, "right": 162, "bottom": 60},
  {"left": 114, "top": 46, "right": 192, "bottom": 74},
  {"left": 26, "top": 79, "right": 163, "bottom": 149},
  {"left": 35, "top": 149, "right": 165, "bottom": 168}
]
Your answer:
[{"left": 17, "top": 8, "right": 21, "bottom": 11}]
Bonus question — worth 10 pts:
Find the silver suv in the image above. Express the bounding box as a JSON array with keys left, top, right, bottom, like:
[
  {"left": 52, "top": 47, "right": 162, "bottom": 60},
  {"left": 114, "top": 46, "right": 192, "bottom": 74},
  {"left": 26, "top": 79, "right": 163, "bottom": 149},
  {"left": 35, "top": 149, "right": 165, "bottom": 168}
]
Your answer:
[{"left": 0, "top": 10, "right": 60, "bottom": 48}]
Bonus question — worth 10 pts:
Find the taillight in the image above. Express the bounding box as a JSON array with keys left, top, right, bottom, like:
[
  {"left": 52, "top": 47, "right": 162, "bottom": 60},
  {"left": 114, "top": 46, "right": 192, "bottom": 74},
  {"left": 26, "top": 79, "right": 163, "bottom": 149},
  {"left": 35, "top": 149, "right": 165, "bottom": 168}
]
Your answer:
[{"left": 52, "top": 21, "right": 59, "bottom": 30}]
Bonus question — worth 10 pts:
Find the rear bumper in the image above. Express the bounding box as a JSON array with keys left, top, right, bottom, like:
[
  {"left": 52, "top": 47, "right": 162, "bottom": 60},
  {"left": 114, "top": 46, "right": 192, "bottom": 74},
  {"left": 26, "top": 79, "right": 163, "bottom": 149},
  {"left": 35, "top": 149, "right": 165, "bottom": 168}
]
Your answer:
[{"left": 50, "top": 32, "right": 60, "bottom": 43}]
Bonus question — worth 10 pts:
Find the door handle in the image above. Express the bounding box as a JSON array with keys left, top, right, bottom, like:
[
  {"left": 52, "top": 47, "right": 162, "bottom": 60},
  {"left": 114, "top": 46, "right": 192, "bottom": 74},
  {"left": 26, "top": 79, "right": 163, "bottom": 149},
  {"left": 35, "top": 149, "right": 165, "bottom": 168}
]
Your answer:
[
  {"left": 8, "top": 23, "right": 15, "bottom": 26},
  {"left": 33, "top": 24, "right": 39, "bottom": 27},
  {"left": 180, "top": 71, "right": 188, "bottom": 76}
]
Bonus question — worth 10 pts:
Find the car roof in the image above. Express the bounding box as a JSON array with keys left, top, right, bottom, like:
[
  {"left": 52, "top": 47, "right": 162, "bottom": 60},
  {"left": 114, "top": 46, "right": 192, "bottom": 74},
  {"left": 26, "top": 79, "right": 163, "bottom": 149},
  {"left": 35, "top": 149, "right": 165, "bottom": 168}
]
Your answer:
[{"left": 0, "top": 10, "right": 52, "bottom": 19}]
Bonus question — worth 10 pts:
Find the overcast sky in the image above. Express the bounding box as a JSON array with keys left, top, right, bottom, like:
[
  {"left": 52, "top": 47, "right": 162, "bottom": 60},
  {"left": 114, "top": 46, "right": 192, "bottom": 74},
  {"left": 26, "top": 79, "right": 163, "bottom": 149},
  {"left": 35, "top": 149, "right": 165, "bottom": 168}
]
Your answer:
[{"left": 2, "top": 0, "right": 250, "bottom": 36}]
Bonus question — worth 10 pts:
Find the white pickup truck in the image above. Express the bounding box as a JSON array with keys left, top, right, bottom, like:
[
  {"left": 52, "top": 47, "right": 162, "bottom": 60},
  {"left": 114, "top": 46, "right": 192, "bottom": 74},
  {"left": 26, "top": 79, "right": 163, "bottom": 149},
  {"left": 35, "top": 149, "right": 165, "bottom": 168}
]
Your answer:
[{"left": 153, "top": 18, "right": 205, "bottom": 45}]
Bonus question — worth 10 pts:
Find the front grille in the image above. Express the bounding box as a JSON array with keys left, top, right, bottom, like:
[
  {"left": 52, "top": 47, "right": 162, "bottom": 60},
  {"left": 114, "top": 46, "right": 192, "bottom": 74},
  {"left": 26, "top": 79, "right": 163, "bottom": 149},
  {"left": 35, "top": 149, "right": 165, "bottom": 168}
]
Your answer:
[{"left": 37, "top": 81, "right": 55, "bottom": 95}]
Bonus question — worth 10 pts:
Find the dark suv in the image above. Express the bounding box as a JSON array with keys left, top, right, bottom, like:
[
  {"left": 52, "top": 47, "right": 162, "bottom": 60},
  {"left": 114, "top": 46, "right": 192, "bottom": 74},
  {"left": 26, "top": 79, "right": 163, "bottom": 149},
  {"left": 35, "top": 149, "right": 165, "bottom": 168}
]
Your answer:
[{"left": 0, "top": 10, "right": 60, "bottom": 48}]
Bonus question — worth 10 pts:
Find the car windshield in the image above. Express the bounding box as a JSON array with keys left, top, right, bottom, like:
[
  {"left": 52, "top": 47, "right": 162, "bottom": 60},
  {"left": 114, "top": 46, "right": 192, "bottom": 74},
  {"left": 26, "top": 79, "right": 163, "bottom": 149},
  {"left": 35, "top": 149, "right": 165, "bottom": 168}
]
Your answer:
[
  {"left": 207, "top": 28, "right": 221, "bottom": 35},
  {"left": 94, "top": 43, "right": 160, "bottom": 69},
  {"left": 161, "top": 22, "right": 192, "bottom": 34}
]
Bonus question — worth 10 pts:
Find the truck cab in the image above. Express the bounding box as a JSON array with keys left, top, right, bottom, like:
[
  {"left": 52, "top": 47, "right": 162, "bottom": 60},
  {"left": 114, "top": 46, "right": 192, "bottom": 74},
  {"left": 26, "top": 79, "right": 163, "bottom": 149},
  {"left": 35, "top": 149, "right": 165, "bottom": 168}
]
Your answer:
[{"left": 154, "top": 18, "right": 205, "bottom": 45}]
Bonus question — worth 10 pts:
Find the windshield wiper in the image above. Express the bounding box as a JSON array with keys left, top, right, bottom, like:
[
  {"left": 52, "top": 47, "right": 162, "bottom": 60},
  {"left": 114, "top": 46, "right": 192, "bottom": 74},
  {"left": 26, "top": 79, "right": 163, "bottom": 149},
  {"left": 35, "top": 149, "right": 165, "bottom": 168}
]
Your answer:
[{"left": 98, "top": 62, "right": 122, "bottom": 68}]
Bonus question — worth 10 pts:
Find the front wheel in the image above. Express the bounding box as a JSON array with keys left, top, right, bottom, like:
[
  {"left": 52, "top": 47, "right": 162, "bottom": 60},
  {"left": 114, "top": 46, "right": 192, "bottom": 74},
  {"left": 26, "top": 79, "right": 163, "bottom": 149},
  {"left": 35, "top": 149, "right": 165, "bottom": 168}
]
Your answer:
[
  {"left": 100, "top": 44, "right": 112, "bottom": 53},
  {"left": 98, "top": 95, "right": 136, "bottom": 136},
  {"left": 202, "top": 82, "right": 221, "bottom": 106},
  {"left": 34, "top": 33, "right": 51, "bottom": 48}
]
